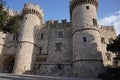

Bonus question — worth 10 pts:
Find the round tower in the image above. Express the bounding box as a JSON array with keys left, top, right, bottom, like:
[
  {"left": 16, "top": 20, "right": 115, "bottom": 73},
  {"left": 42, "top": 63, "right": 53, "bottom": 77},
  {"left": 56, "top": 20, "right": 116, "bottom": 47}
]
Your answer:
[
  {"left": 13, "top": 3, "right": 44, "bottom": 74},
  {"left": 70, "top": 0, "right": 104, "bottom": 78}
]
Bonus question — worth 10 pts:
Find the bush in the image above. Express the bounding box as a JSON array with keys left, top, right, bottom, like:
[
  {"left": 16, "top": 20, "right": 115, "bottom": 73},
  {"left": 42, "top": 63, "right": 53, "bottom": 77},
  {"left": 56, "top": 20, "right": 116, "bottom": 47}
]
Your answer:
[{"left": 99, "top": 66, "right": 120, "bottom": 80}]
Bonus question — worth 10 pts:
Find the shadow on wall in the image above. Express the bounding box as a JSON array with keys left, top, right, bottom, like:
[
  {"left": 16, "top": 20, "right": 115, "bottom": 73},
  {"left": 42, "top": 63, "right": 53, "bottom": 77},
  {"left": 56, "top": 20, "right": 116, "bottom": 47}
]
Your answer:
[{"left": 73, "top": 30, "right": 106, "bottom": 78}]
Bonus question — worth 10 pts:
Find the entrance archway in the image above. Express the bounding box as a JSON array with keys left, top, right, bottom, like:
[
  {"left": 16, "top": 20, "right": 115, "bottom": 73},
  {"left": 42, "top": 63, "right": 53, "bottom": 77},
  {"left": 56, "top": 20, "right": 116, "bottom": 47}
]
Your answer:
[{"left": 3, "top": 56, "right": 15, "bottom": 73}]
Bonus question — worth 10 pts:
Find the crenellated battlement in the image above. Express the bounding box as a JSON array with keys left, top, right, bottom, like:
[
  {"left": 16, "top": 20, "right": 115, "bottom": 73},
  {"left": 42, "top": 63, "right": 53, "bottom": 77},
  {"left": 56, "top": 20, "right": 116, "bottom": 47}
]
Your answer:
[
  {"left": 46, "top": 19, "right": 71, "bottom": 27},
  {"left": 100, "top": 26, "right": 116, "bottom": 32},
  {"left": 70, "top": 0, "right": 98, "bottom": 17},
  {"left": 22, "top": 2, "right": 44, "bottom": 19},
  {"left": 46, "top": 19, "right": 67, "bottom": 24}
]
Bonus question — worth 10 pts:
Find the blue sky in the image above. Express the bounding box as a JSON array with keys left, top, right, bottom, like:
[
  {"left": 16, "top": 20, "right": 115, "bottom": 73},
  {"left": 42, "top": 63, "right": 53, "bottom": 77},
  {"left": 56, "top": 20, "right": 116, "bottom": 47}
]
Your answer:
[{"left": 5, "top": 0, "right": 120, "bottom": 34}]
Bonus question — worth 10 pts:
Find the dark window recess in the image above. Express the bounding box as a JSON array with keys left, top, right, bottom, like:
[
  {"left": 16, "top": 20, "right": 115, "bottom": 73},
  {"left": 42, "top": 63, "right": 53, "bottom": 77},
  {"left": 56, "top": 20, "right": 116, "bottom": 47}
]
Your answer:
[
  {"left": 93, "top": 18, "right": 97, "bottom": 26},
  {"left": 39, "top": 47, "right": 43, "bottom": 54},
  {"left": 86, "top": 6, "right": 89, "bottom": 10},
  {"left": 40, "top": 33, "right": 44, "bottom": 39},
  {"left": 36, "top": 58, "right": 46, "bottom": 62},
  {"left": 58, "top": 64, "right": 62, "bottom": 69},
  {"left": 106, "top": 53, "right": 111, "bottom": 61},
  {"left": 13, "top": 36, "right": 15, "bottom": 41},
  {"left": 55, "top": 43, "right": 62, "bottom": 51},
  {"left": 26, "top": 17, "right": 27, "bottom": 19},
  {"left": 108, "top": 38, "right": 113, "bottom": 44},
  {"left": 13, "top": 33, "right": 18, "bottom": 41},
  {"left": 114, "top": 60, "right": 118, "bottom": 66},
  {"left": 35, "top": 34, "right": 37, "bottom": 38},
  {"left": 83, "top": 37, "right": 87, "bottom": 42},
  {"left": 111, "top": 29, "right": 114, "bottom": 31},
  {"left": 2, "top": 37, "right": 5, "bottom": 39},
  {"left": 101, "top": 37, "right": 105, "bottom": 44},
  {"left": 16, "top": 34, "right": 18, "bottom": 41},
  {"left": 57, "top": 31, "right": 63, "bottom": 38}
]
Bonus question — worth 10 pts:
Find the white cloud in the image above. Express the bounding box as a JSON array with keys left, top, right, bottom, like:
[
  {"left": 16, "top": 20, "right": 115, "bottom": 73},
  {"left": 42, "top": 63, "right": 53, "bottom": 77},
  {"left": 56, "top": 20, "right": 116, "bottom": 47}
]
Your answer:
[
  {"left": 115, "top": 10, "right": 120, "bottom": 14},
  {"left": 99, "top": 10, "right": 120, "bottom": 35}
]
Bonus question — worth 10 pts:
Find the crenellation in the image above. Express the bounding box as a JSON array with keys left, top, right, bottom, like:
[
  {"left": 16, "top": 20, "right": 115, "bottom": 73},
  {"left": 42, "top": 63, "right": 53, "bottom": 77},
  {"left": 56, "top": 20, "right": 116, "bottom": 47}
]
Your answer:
[
  {"left": 46, "top": 20, "right": 54, "bottom": 25},
  {"left": 100, "top": 26, "right": 116, "bottom": 32},
  {"left": 54, "top": 20, "right": 58, "bottom": 24},
  {"left": 62, "top": 19, "right": 67, "bottom": 23},
  {"left": 46, "top": 20, "right": 71, "bottom": 28},
  {"left": 23, "top": 2, "right": 44, "bottom": 19}
]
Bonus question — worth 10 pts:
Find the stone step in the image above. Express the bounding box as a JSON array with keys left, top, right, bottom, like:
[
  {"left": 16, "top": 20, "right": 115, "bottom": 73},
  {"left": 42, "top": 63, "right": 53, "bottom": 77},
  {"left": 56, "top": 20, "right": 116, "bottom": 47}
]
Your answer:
[{"left": 0, "top": 73, "right": 102, "bottom": 80}]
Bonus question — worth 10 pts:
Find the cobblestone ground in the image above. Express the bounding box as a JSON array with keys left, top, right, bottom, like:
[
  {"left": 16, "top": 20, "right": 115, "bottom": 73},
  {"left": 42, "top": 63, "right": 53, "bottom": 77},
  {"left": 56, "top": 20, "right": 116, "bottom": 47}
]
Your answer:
[{"left": 0, "top": 73, "right": 101, "bottom": 80}]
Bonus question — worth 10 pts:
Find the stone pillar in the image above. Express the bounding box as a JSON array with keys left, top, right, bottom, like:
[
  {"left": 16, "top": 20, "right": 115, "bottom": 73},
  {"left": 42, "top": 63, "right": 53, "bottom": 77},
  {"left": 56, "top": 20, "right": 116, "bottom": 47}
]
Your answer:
[{"left": 0, "top": 32, "right": 6, "bottom": 56}]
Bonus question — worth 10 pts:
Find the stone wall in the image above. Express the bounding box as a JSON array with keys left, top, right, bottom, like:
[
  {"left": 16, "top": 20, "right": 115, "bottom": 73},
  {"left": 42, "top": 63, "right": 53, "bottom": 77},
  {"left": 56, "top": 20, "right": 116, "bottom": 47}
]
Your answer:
[
  {"left": 33, "top": 20, "right": 73, "bottom": 77},
  {"left": 99, "top": 26, "right": 116, "bottom": 66},
  {"left": 47, "top": 21, "right": 72, "bottom": 62}
]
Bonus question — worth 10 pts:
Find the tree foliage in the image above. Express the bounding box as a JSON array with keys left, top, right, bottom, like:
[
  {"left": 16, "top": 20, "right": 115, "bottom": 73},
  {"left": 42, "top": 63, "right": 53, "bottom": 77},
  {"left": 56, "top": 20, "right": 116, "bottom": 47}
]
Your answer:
[
  {"left": 107, "top": 35, "right": 120, "bottom": 60},
  {"left": 3, "top": 15, "right": 19, "bottom": 34},
  {"left": 0, "top": 0, "right": 19, "bottom": 34},
  {"left": 99, "top": 35, "right": 120, "bottom": 80},
  {"left": 0, "top": 0, "right": 8, "bottom": 31},
  {"left": 99, "top": 66, "right": 120, "bottom": 80}
]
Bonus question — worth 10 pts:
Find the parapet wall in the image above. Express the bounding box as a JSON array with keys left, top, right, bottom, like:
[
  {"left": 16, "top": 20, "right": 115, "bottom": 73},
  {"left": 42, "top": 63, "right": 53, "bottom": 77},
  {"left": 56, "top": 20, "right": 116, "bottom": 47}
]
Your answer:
[
  {"left": 22, "top": 3, "right": 44, "bottom": 19},
  {"left": 45, "top": 19, "right": 71, "bottom": 27},
  {"left": 100, "top": 26, "right": 116, "bottom": 33}
]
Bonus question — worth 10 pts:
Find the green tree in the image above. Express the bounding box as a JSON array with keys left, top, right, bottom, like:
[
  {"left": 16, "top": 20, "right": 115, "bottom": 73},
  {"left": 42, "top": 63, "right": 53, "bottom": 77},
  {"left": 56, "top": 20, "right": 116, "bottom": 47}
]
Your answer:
[
  {"left": 98, "top": 35, "right": 120, "bottom": 80},
  {"left": 0, "top": 0, "right": 9, "bottom": 31},
  {"left": 107, "top": 35, "right": 120, "bottom": 60},
  {"left": 99, "top": 66, "right": 120, "bottom": 80},
  {"left": 0, "top": 0, "right": 19, "bottom": 34},
  {"left": 3, "top": 15, "right": 19, "bottom": 34}
]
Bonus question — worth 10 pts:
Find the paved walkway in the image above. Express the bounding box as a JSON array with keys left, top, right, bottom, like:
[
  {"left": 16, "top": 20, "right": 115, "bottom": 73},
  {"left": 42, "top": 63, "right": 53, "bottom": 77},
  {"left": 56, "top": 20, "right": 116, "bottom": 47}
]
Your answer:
[{"left": 0, "top": 73, "right": 101, "bottom": 80}]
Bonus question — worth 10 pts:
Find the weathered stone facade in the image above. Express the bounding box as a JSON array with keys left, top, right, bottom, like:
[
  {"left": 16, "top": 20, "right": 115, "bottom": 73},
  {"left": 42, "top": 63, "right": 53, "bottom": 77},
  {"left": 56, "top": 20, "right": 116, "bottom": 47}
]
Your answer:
[{"left": 0, "top": 0, "right": 117, "bottom": 79}]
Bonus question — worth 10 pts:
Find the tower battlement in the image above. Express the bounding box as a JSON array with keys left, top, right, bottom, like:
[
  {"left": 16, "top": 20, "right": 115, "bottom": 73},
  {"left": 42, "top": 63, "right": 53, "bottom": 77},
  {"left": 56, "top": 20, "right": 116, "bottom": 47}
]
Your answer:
[
  {"left": 70, "top": 0, "right": 98, "bottom": 17},
  {"left": 22, "top": 2, "right": 44, "bottom": 19}
]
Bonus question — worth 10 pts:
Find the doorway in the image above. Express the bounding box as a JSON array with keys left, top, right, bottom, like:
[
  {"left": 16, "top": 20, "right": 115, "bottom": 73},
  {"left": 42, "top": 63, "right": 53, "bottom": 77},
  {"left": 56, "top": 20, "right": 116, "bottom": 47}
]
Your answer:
[{"left": 3, "top": 57, "right": 15, "bottom": 73}]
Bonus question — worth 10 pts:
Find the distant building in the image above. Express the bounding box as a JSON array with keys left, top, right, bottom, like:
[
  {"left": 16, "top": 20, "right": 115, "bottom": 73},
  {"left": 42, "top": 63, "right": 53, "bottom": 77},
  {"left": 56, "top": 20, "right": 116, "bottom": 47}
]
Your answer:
[{"left": 0, "top": 0, "right": 117, "bottom": 78}]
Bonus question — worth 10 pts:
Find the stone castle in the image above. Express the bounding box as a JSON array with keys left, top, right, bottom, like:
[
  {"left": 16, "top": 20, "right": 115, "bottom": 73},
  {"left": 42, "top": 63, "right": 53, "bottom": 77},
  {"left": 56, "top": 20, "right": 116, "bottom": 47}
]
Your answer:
[{"left": 0, "top": 0, "right": 117, "bottom": 78}]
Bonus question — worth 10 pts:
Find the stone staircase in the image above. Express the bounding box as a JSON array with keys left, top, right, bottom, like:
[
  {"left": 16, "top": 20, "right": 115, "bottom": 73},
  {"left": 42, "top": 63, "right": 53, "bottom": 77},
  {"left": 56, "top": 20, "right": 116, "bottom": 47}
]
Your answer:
[{"left": 0, "top": 73, "right": 102, "bottom": 80}]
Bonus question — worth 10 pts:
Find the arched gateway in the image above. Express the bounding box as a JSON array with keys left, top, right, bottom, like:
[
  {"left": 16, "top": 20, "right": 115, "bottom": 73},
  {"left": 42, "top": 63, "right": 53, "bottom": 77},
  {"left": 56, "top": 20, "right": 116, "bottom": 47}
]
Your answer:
[{"left": 2, "top": 56, "right": 15, "bottom": 73}]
